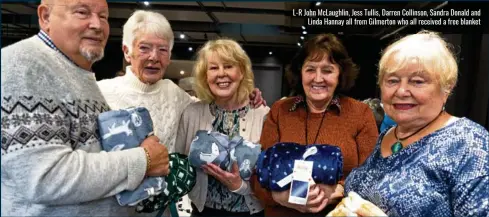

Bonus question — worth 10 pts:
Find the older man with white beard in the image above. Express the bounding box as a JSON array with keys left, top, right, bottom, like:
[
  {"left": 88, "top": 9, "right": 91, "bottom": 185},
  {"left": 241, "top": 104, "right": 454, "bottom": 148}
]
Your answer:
[{"left": 1, "top": 0, "right": 170, "bottom": 216}]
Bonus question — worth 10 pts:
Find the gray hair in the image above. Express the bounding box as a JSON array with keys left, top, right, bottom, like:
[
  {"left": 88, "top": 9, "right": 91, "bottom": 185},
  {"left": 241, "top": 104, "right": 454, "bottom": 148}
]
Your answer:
[{"left": 122, "top": 10, "right": 174, "bottom": 54}]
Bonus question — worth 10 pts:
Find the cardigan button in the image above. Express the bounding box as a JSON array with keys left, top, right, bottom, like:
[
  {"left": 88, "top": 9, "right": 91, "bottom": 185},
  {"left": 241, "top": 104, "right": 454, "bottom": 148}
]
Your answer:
[
  {"left": 242, "top": 128, "right": 246, "bottom": 132},
  {"left": 242, "top": 118, "right": 246, "bottom": 121}
]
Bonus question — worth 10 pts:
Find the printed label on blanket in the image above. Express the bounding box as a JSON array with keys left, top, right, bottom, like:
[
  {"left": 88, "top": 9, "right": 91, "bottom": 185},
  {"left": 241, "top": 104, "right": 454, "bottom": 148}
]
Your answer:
[{"left": 289, "top": 160, "right": 313, "bottom": 205}]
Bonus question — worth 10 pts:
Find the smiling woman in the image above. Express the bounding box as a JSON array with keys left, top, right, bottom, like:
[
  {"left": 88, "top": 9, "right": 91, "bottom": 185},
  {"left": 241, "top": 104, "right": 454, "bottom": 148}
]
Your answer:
[
  {"left": 344, "top": 30, "right": 489, "bottom": 217},
  {"left": 254, "top": 34, "right": 379, "bottom": 217},
  {"left": 120, "top": 10, "right": 174, "bottom": 85},
  {"left": 97, "top": 10, "right": 197, "bottom": 216},
  {"left": 174, "top": 38, "right": 270, "bottom": 217},
  {"left": 97, "top": 9, "right": 194, "bottom": 159},
  {"left": 193, "top": 39, "right": 255, "bottom": 109}
]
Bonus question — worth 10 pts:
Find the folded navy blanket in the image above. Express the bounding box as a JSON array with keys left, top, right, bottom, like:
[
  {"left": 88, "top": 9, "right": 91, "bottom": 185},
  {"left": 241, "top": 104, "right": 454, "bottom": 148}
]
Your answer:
[
  {"left": 256, "top": 142, "right": 343, "bottom": 191},
  {"left": 188, "top": 130, "right": 261, "bottom": 181}
]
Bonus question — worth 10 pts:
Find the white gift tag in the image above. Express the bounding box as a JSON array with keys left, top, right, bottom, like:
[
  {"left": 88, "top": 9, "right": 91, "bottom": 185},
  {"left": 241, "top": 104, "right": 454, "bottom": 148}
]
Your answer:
[{"left": 288, "top": 160, "right": 314, "bottom": 205}]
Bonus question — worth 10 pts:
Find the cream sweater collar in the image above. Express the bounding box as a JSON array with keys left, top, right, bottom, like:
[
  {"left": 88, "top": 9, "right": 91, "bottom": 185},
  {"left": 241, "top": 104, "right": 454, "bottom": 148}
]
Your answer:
[{"left": 123, "top": 66, "right": 162, "bottom": 93}]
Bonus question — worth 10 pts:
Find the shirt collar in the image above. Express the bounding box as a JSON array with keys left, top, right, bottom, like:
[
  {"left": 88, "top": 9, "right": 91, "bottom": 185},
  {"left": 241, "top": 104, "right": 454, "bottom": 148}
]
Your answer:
[
  {"left": 289, "top": 95, "right": 342, "bottom": 114},
  {"left": 37, "top": 30, "right": 81, "bottom": 68}
]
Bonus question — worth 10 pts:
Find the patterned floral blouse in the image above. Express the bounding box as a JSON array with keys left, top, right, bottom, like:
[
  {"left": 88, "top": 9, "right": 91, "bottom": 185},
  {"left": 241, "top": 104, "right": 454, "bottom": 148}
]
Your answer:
[
  {"left": 345, "top": 118, "right": 489, "bottom": 217},
  {"left": 204, "top": 102, "right": 250, "bottom": 212}
]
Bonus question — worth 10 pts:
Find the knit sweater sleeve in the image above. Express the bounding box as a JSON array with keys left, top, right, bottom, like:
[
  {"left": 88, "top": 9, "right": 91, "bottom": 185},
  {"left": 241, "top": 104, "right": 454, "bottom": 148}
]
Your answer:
[
  {"left": 175, "top": 102, "right": 204, "bottom": 155},
  {"left": 355, "top": 103, "right": 379, "bottom": 164},
  {"left": 175, "top": 104, "right": 191, "bottom": 155},
  {"left": 1, "top": 43, "right": 147, "bottom": 205},
  {"left": 255, "top": 100, "right": 282, "bottom": 207},
  {"left": 174, "top": 82, "right": 195, "bottom": 113}
]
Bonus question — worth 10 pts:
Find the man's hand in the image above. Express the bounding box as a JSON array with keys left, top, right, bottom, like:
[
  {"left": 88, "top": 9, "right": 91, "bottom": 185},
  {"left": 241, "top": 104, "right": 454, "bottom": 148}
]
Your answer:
[
  {"left": 249, "top": 88, "right": 266, "bottom": 108},
  {"left": 202, "top": 162, "right": 242, "bottom": 191},
  {"left": 140, "top": 136, "right": 170, "bottom": 177}
]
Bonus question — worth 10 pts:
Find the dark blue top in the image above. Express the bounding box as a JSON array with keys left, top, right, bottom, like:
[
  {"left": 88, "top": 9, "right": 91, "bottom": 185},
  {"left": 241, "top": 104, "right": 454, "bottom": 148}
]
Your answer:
[{"left": 345, "top": 117, "right": 489, "bottom": 217}]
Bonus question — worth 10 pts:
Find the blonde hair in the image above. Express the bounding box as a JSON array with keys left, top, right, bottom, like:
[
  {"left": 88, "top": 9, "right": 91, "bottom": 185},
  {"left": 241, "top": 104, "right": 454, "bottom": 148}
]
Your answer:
[
  {"left": 122, "top": 10, "right": 174, "bottom": 55},
  {"left": 378, "top": 30, "right": 458, "bottom": 94},
  {"left": 193, "top": 39, "right": 254, "bottom": 104}
]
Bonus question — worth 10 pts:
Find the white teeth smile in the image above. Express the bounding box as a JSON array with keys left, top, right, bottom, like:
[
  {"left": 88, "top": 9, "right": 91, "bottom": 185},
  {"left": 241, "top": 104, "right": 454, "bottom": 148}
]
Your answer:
[
  {"left": 312, "top": 86, "right": 326, "bottom": 89},
  {"left": 217, "top": 82, "right": 230, "bottom": 88}
]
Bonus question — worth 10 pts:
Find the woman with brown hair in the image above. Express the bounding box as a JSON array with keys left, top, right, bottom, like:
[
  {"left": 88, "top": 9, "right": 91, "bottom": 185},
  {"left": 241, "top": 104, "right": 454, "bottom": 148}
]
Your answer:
[{"left": 254, "top": 33, "right": 378, "bottom": 216}]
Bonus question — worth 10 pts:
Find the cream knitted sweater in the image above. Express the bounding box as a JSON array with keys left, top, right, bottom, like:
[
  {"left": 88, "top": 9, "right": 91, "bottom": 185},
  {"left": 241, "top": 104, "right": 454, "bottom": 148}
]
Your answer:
[{"left": 97, "top": 66, "right": 194, "bottom": 152}]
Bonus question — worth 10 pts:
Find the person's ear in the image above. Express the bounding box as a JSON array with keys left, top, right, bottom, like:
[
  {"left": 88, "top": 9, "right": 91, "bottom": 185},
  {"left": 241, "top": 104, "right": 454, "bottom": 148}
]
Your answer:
[
  {"left": 442, "top": 86, "right": 452, "bottom": 103},
  {"left": 122, "top": 45, "right": 131, "bottom": 63},
  {"left": 38, "top": 3, "right": 52, "bottom": 31}
]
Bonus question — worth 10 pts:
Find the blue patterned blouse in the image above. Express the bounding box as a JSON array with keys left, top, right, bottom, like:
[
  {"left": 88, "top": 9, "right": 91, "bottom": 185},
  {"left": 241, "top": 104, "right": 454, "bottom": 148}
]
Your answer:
[{"left": 345, "top": 117, "right": 489, "bottom": 217}]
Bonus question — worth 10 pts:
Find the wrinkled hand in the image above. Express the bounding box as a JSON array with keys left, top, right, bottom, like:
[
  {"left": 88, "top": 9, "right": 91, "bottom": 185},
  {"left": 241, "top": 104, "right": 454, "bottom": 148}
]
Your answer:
[
  {"left": 355, "top": 199, "right": 388, "bottom": 217},
  {"left": 140, "top": 136, "right": 170, "bottom": 177},
  {"left": 249, "top": 88, "right": 266, "bottom": 108},
  {"left": 329, "top": 184, "right": 345, "bottom": 205},
  {"left": 272, "top": 185, "right": 329, "bottom": 213},
  {"left": 317, "top": 184, "right": 343, "bottom": 205},
  {"left": 326, "top": 191, "right": 387, "bottom": 217},
  {"left": 305, "top": 185, "right": 330, "bottom": 213},
  {"left": 202, "top": 162, "right": 243, "bottom": 191},
  {"left": 271, "top": 189, "right": 300, "bottom": 210}
]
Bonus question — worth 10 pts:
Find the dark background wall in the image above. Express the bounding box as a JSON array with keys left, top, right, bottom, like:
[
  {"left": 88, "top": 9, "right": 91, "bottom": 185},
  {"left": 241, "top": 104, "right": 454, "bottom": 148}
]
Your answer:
[{"left": 93, "top": 40, "right": 125, "bottom": 80}]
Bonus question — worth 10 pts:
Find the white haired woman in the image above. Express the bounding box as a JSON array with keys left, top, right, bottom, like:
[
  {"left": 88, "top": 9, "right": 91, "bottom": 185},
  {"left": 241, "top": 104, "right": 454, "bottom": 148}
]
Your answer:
[
  {"left": 97, "top": 10, "right": 265, "bottom": 216},
  {"left": 175, "top": 38, "right": 269, "bottom": 217},
  {"left": 99, "top": 10, "right": 264, "bottom": 154},
  {"left": 344, "top": 31, "right": 489, "bottom": 216}
]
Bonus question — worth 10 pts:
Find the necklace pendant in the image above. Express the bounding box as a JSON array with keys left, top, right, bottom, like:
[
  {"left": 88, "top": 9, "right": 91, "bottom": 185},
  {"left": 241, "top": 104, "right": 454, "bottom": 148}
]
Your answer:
[{"left": 391, "top": 141, "right": 403, "bottom": 154}]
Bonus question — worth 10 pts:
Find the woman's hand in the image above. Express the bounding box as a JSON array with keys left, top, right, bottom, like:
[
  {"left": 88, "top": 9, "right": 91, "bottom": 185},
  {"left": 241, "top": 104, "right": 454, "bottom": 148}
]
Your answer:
[
  {"left": 317, "top": 183, "right": 344, "bottom": 205},
  {"left": 249, "top": 88, "right": 267, "bottom": 108},
  {"left": 202, "top": 162, "right": 243, "bottom": 191},
  {"left": 271, "top": 185, "right": 329, "bottom": 213},
  {"left": 355, "top": 199, "right": 388, "bottom": 217},
  {"left": 271, "top": 189, "right": 309, "bottom": 212},
  {"left": 326, "top": 191, "right": 387, "bottom": 217}
]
